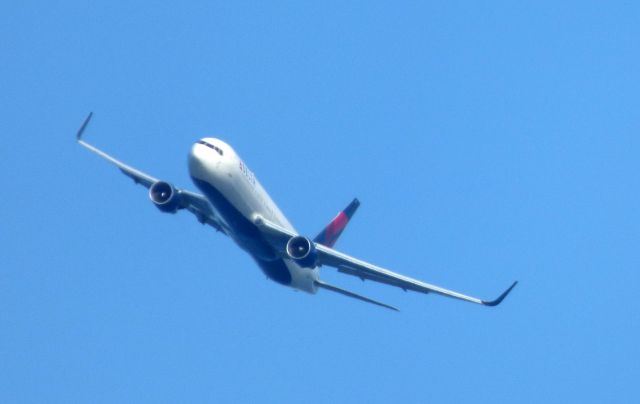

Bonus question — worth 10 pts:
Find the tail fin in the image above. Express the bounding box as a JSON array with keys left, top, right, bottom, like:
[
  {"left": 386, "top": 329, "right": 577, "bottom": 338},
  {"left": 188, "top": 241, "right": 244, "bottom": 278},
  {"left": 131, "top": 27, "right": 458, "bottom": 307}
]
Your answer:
[{"left": 313, "top": 198, "right": 360, "bottom": 248}]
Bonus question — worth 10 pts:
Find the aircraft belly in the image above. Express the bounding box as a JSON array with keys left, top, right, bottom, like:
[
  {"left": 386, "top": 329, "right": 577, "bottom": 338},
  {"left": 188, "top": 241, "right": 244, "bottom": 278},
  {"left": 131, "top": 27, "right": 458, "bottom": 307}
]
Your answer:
[
  {"left": 284, "top": 260, "right": 319, "bottom": 294},
  {"left": 191, "top": 177, "right": 277, "bottom": 258}
]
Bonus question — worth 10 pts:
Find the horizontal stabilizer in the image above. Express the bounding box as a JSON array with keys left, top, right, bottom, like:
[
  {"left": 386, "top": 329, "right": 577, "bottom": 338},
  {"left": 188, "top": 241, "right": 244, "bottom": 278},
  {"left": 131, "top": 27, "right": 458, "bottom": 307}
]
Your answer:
[{"left": 315, "top": 280, "right": 398, "bottom": 312}]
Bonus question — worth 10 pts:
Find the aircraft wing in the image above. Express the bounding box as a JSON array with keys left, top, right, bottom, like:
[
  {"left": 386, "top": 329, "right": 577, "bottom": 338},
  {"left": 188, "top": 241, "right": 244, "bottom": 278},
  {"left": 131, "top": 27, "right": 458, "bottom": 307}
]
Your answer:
[
  {"left": 254, "top": 216, "right": 517, "bottom": 307},
  {"left": 76, "top": 113, "right": 226, "bottom": 234}
]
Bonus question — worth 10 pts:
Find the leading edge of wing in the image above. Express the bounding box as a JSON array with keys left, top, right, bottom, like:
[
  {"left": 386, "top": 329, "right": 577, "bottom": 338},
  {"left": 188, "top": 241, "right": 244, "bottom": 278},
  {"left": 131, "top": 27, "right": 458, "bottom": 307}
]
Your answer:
[{"left": 75, "top": 112, "right": 158, "bottom": 187}]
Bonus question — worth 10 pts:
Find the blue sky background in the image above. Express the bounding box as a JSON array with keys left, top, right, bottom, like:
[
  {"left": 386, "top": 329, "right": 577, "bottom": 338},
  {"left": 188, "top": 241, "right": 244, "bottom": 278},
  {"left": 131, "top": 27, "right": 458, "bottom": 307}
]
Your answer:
[{"left": 1, "top": 1, "right": 639, "bottom": 403}]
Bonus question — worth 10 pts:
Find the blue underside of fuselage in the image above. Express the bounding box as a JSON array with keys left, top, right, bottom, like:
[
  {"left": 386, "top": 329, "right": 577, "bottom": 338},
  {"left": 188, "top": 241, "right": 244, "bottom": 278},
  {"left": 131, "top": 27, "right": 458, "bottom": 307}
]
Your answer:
[{"left": 190, "top": 177, "right": 292, "bottom": 286}]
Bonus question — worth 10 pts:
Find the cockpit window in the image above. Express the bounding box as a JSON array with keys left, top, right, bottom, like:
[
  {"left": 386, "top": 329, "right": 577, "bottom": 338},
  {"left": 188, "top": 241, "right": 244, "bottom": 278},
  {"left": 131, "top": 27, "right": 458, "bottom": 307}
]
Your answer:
[{"left": 198, "top": 140, "right": 224, "bottom": 156}]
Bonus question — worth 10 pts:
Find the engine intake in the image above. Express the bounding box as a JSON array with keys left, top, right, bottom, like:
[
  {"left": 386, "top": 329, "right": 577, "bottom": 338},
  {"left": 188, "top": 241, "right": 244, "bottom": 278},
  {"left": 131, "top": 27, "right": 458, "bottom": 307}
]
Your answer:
[
  {"left": 149, "top": 181, "right": 181, "bottom": 213},
  {"left": 286, "top": 236, "right": 318, "bottom": 268}
]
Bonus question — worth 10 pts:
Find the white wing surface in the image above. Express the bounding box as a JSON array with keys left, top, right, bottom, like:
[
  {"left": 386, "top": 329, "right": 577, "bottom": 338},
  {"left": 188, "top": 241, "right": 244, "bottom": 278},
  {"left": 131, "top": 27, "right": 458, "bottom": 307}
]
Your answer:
[
  {"left": 76, "top": 113, "right": 226, "bottom": 234},
  {"left": 254, "top": 215, "right": 517, "bottom": 307}
]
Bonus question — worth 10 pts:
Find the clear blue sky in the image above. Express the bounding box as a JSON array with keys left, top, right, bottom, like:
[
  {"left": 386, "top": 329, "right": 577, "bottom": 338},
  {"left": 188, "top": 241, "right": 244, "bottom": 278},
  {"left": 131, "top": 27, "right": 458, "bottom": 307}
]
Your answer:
[{"left": 2, "top": 1, "right": 638, "bottom": 403}]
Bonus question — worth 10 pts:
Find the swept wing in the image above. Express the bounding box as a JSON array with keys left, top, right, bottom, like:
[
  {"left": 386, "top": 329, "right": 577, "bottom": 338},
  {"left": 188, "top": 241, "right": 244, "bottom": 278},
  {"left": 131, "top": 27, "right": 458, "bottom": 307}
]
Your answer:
[
  {"left": 255, "top": 216, "right": 517, "bottom": 307},
  {"left": 76, "top": 113, "right": 225, "bottom": 233}
]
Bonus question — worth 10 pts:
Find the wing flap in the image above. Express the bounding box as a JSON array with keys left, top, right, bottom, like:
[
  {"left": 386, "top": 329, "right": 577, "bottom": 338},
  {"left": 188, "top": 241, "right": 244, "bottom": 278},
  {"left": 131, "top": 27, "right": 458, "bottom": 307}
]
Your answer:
[
  {"left": 337, "top": 265, "right": 428, "bottom": 293},
  {"left": 179, "top": 190, "right": 225, "bottom": 232}
]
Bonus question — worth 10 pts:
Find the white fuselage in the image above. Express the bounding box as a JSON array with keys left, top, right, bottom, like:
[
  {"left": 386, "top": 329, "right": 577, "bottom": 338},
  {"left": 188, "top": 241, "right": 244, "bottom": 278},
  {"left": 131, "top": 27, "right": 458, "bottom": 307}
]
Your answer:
[{"left": 188, "top": 138, "right": 319, "bottom": 293}]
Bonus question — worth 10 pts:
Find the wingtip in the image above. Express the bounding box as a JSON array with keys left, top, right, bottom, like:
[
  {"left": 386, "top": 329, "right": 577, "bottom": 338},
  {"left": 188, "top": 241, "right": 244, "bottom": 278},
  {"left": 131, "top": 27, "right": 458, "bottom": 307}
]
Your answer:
[
  {"left": 344, "top": 198, "right": 361, "bottom": 218},
  {"left": 482, "top": 280, "right": 518, "bottom": 307},
  {"left": 76, "top": 112, "right": 93, "bottom": 141}
]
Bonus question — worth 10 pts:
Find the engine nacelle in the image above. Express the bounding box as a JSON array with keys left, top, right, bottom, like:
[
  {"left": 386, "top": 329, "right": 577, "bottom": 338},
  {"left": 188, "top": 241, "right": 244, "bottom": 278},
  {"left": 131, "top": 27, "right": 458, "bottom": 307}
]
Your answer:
[
  {"left": 286, "top": 236, "right": 318, "bottom": 268},
  {"left": 149, "top": 181, "right": 181, "bottom": 213}
]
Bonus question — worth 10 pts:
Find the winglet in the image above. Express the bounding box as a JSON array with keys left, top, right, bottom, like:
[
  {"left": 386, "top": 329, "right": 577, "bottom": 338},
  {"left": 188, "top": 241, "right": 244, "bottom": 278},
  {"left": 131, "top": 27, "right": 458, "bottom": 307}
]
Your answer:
[
  {"left": 482, "top": 281, "right": 518, "bottom": 307},
  {"left": 76, "top": 112, "right": 93, "bottom": 140}
]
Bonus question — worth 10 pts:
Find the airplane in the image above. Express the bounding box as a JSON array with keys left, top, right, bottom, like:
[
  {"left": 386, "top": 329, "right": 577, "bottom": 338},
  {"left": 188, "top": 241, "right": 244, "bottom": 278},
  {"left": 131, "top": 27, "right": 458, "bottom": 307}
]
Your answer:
[{"left": 76, "top": 113, "right": 517, "bottom": 311}]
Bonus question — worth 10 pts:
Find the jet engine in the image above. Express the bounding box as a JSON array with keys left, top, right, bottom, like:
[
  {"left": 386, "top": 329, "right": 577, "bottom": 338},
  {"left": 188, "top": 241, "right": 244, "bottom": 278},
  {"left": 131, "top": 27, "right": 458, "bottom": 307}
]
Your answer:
[
  {"left": 286, "top": 236, "right": 318, "bottom": 268},
  {"left": 149, "top": 181, "right": 182, "bottom": 213}
]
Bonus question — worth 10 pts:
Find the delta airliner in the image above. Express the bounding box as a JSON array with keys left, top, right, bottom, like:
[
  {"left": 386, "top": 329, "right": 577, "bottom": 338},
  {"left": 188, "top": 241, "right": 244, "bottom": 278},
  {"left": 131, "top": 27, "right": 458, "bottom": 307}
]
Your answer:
[{"left": 77, "top": 113, "right": 517, "bottom": 311}]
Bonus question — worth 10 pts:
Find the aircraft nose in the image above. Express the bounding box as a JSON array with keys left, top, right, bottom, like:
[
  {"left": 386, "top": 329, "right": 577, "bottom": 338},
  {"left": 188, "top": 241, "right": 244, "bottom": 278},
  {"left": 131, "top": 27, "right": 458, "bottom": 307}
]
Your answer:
[
  {"left": 189, "top": 142, "right": 209, "bottom": 178},
  {"left": 189, "top": 140, "right": 228, "bottom": 181}
]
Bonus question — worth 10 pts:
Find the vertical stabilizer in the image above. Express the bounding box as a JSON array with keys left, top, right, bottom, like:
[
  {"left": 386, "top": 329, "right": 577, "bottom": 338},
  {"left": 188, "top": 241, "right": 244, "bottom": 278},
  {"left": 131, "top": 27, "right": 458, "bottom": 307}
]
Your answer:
[{"left": 313, "top": 198, "right": 360, "bottom": 248}]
